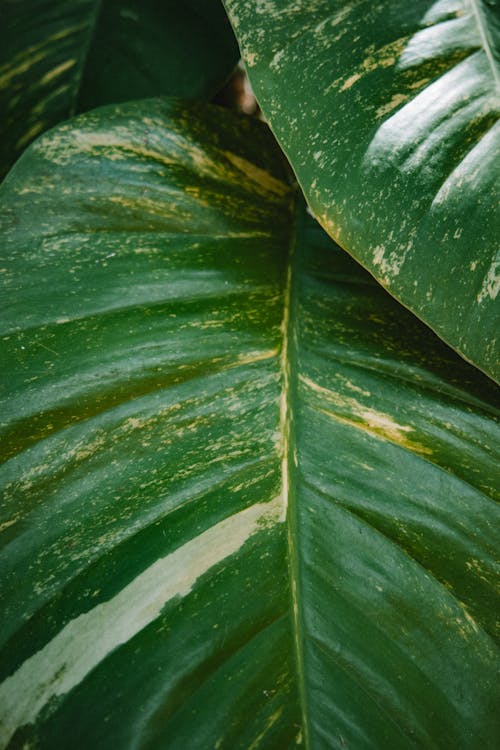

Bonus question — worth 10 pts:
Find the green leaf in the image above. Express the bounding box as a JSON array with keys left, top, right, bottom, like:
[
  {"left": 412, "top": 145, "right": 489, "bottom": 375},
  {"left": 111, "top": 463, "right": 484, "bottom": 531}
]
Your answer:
[
  {"left": 1, "top": 100, "right": 499, "bottom": 749},
  {"left": 0, "top": 0, "right": 238, "bottom": 178},
  {"left": 224, "top": 0, "right": 500, "bottom": 382}
]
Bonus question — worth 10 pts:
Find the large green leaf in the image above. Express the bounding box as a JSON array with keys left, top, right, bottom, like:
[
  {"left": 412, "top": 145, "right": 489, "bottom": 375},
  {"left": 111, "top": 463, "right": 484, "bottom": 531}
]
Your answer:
[
  {"left": 1, "top": 100, "right": 499, "bottom": 749},
  {"left": 224, "top": 0, "right": 500, "bottom": 382},
  {"left": 0, "top": 0, "right": 238, "bottom": 178}
]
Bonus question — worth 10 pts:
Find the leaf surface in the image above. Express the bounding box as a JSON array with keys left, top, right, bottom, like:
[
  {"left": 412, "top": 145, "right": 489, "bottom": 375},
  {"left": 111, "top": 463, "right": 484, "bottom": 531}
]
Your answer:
[
  {"left": 0, "top": 0, "right": 238, "bottom": 177},
  {"left": 224, "top": 0, "right": 500, "bottom": 381},
  {"left": 1, "top": 99, "right": 499, "bottom": 749}
]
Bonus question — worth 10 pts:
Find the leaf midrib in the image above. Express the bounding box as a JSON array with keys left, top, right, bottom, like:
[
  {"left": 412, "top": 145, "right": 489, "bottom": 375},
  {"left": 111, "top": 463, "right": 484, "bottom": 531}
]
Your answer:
[
  {"left": 469, "top": 0, "right": 500, "bottom": 90},
  {"left": 282, "top": 197, "right": 313, "bottom": 750}
]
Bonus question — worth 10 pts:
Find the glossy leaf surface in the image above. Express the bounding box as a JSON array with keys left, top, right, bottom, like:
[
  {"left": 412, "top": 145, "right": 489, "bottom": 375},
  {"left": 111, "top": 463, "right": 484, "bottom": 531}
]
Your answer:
[
  {"left": 1, "top": 100, "right": 499, "bottom": 749},
  {"left": 0, "top": 0, "right": 238, "bottom": 177},
  {"left": 224, "top": 0, "right": 500, "bottom": 381}
]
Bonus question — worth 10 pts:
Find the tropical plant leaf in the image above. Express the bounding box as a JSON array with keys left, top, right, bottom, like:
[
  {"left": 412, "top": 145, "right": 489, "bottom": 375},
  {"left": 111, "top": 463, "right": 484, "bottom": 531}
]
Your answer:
[
  {"left": 224, "top": 0, "right": 500, "bottom": 382},
  {"left": 1, "top": 99, "right": 499, "bottom": 749},
  {"left": 0, "top": 0, "right": 238, "bottom": 178}
]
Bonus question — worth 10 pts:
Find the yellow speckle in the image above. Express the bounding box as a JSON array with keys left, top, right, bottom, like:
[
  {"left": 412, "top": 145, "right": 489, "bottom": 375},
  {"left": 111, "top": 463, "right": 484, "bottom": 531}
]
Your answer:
[
  {"left": 247, "top": 706, "right": 284, "bottom": 750},
  {"left": 222, "top": 151, "right": 289, "bottom": 198},
  {"left": 340, "top": 73, "right": 362, "bottom": 91},
  {"left": 16, "top": 122, "right": 45, "bottom": 149},
  {"left": 40, "top": 58, "right": 76, "bottom": 85},
  {"left": 372, "top": 244, "right": 407, "bottom": 283},
  {"left": 0, "top": 517, "right": 19, "bottom": 533},
  {"left": 300, "top": 375, "right": 433, "bottom": 455},
  {"left": 477, "top": 260, "right": 500, "bottom": 304},
  {"left": 463, "top": 610, "right": 479, "bottom": 633},
  {"left": 376, "top": 93, "right": 409, "bottom": 119},
  {"left": 409, "top": 77, "right": 430, "bottom": 90}
]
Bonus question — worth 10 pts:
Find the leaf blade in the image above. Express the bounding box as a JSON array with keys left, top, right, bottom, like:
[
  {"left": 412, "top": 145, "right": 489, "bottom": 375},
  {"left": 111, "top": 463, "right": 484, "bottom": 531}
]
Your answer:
[
  {"left": 0, "top": 0, "right": 238, "bottom": 178},
  {"left": 224, "top": 0, "right": 500, "bottom": 381},
  {"left": 1, "top": 98, "right": 499, "bottom": 749},
  {"left": 289, "top": 212, "right": 500, "bottom": 748},
  {"left": 0, "top": 99, "right": 300, "bottom": 749}
]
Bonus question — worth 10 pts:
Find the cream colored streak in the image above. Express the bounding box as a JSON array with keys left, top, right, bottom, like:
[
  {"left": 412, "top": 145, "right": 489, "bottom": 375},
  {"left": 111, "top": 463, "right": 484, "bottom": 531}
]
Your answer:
[
  {"left": 0, "top": 499, "right": 282, "bottom": 746},
  {"left": 279, "top": 264, "right": 293, "bottom": 521},
  {"left": 221, "top": 152, "right": 289, "bottom": 197}
]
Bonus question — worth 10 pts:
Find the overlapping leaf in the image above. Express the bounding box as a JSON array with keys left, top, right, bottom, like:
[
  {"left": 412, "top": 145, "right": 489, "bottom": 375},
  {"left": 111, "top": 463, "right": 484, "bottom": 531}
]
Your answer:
[
  {"left": 0, "top": 100, "right": 499, "bottom": 749},
  {"left": 224, "top": 0, "right": 500, "bottom": 381},
  {"left": 0, "top": 0, "right": 238, "bottom": 177}
]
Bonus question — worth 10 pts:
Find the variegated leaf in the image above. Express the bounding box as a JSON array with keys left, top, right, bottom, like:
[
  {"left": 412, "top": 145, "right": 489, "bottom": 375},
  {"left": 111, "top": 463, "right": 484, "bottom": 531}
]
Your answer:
[
  {"left": 1, "top": 99, "right": 499, "bottom": 749},
  {"left": 224, "top": 0, "right": 500, "bottom": 381},
  {"left": 0, "top": 0, "right": 238, "bottom": 177}
]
